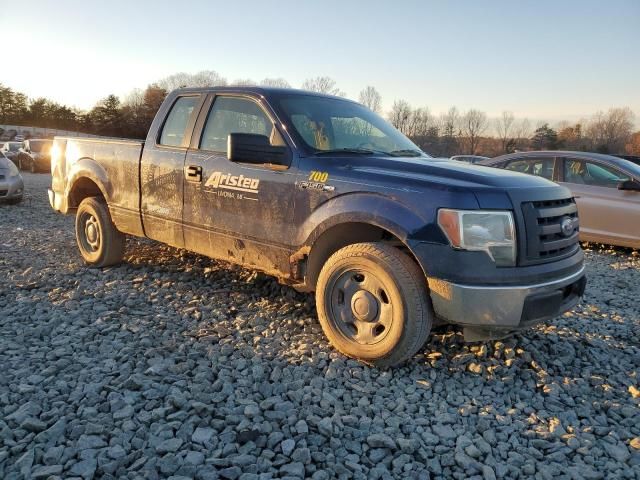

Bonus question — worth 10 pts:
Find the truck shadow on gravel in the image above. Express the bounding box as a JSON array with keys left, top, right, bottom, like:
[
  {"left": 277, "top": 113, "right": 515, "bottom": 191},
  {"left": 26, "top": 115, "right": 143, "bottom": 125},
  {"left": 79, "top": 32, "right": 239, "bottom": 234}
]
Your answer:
[{"left": 119, "top": 237, "right": 638, "bottom": 379}]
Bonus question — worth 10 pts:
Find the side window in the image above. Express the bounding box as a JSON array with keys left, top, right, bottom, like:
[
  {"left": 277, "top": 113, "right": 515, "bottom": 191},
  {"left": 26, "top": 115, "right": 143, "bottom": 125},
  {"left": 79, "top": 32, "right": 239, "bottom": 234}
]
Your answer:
[
  {"left": 159, "top": 96, "right": 199, "bottom": 147},
  {"left": 505, "top": 158, "right": 554, "bottom": 180},
  {"left": 200, "top": 96, "right": 277, "bottom": 152},
  {"left": 564, "top": 159, "right": 629, "bottom": 187}
]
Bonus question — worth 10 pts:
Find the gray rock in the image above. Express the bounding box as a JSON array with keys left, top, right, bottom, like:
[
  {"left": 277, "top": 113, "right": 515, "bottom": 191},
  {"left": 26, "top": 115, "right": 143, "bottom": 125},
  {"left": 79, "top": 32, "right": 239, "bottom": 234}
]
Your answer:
[
  {"left": 192, "top": 427, "right": 215, "bottom": 444},
  {"left": 317, "top": 417, "right": 333, "bottom": 437},
  {"left": 281, "top": 438, "right": 296, "bottom": 456},
  {"left": 69, "top": 458, "right": 97, "bottom": 479},
  {"left": 603, "top": 442, "right": 631, "bottom": 462},
  {"left": 280, "top": 462, "right": 305, "bottom": 477},
  {"left": 220, "top": 466, "right": 242, "bottom": 479},
  {"left": 367, "top": 433, "right": 396, "bottom": 449},
  {"left": 78, "top": 435, "right": 107, "bottom": 450},
  {"left": 291, "top": 447, "right": 311, "bottom": 464},
  {"left": 21, "top": 417, "right": 47, "bottom": 432},
  {"left": 156, "top": 437, "right": 183, "bottom": 454},
  {"left": 32, "top": 464, "right": 63, "bottom": 479}
]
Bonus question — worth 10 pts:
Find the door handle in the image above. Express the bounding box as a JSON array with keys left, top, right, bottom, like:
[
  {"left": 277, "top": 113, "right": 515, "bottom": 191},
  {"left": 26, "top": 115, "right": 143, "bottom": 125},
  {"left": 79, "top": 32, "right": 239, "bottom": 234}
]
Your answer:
[{"left": 185, "top": 165, "right": 203, "bottom": 183}]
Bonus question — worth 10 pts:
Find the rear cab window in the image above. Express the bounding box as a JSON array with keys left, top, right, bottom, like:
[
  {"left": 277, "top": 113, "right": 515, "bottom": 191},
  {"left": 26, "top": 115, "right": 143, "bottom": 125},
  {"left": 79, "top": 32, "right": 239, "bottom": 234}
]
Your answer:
[{"left": 159, "top": 96, "right": 200, "bottom": 147}]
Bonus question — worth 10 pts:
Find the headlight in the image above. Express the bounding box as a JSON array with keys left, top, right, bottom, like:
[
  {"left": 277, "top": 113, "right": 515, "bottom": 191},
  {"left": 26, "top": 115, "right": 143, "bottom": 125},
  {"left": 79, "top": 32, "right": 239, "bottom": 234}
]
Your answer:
[{"left": 437, "top": 209, "right": 516, "bottom": 266}]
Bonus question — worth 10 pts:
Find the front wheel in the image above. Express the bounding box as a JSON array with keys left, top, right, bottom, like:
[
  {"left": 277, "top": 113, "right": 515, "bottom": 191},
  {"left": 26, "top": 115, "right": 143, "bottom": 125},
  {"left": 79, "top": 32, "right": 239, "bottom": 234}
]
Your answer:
[
  {"left": 75, "top": 197, "right": 125, "bottom": 267},
  {"left": 316, "top": 242, "right": 433, "bottom": 367}
]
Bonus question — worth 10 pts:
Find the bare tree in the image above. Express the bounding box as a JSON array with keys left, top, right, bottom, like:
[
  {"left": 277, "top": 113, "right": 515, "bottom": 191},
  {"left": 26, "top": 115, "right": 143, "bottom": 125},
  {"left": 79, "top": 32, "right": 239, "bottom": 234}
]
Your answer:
[
  {"left": 156, "top": 70, "right": 228, "bottom": 91},
  {"left": 406, "top": 107, "right": 433, "bottom": 137},
  {"left": 514, "top": 118, "right": 532, "bottom": 150},
  {"left": 388, "top": 100, "right": 412, "bottom": 134},
  {"left": 460, "top": 109, "right": 488, "bottom": 154},
  {"left": 358, "top": 86, "right": 382, "bottom": 113},
  {"left": 260, "top": 78, "right": 291, "bottom": 88},
  {"left": 230, "top": 78, "right": 257, "bottom": 86},
  {"left": 301, "top": 76, "right": 345, "bottom": 96},
  {"left": 586, "top": 107, "right": 635, "bottom": 153},
  {"left": 438, "top": 107, "right": 460, "bottom": 156},
  {"left": 494, "top": 111, "right": 515, "bottom": 153}
]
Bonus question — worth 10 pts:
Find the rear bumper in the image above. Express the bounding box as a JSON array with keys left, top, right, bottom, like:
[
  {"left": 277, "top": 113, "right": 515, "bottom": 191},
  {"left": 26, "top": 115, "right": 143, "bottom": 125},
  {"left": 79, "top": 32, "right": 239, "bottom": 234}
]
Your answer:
[{"left": 427, "top": 266, "right": 586, "bottom": 339}]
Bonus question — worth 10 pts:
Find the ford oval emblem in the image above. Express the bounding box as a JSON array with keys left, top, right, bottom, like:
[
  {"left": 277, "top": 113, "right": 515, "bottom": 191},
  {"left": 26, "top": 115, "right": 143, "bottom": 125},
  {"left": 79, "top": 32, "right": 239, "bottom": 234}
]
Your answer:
[{"left": 560, "top": 217, "right": 574, "bottom": 237}]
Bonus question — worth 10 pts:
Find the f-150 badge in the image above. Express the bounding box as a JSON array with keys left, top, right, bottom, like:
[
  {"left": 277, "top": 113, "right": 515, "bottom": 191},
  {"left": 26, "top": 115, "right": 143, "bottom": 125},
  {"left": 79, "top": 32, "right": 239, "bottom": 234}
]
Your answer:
[{"left": 296, "top": 170, "right": 335, "bottom": 192}]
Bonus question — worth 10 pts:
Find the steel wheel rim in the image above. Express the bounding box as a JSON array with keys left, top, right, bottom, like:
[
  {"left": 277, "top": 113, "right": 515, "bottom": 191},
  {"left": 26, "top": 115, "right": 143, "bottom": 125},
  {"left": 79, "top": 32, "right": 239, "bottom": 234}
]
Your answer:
[
  {"left": 326, "top": 266, "right": 394, "bottom": 345},
  {"left": 80, "top": 212, "right": 101, "bottom": 252}
]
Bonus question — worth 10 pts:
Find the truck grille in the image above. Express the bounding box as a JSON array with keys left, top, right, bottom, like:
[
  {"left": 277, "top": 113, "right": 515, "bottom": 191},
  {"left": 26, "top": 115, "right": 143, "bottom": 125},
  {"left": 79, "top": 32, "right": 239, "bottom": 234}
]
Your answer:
[{"left": 521, "top": 197, "right": 580, "bottom": 264}]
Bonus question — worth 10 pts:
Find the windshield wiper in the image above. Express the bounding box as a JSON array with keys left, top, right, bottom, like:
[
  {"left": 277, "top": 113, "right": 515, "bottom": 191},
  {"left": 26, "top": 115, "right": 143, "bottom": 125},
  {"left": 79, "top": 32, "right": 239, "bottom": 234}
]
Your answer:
[
  {"left": 388, "top": 149, "right": 424, "bottom": 157},
  {"left": 314, "top": 148, "right": 379, "bottom": 156}
]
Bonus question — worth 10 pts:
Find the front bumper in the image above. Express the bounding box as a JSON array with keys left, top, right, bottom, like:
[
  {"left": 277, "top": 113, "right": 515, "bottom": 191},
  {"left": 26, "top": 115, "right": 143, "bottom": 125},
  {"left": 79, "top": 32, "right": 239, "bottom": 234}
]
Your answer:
[
  {"left": 48, "top": 188, "right": 67, "bottom": 212},
  {"left": 427, "top": 266, "right": 586, "bottom": 340},
  {"left": 0, "top": 177, "right": 24, "bottom": 201}
]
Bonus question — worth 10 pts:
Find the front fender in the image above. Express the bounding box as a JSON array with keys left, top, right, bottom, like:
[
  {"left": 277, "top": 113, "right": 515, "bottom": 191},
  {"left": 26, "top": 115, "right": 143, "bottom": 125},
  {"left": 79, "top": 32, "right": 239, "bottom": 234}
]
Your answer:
[{"left": 297, "top": 192, "right": 427, "bottom": 247}]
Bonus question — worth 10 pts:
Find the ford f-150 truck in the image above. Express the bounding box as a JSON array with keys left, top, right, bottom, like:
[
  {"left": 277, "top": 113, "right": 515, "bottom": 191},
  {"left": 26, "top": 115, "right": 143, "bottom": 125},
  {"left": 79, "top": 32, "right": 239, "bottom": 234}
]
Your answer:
[{"left": 49, "top": 87, "right": 586, "bottom": 367}]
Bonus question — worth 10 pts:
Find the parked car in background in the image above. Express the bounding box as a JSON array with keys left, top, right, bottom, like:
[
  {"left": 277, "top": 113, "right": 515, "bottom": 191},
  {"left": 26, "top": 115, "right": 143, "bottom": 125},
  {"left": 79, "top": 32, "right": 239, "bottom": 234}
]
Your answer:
[
  {"left": 0, "top": 152, "right": 24, "bottom": 204},
  {"left": 1, "top": 141, "right": 23, "bottom": 167},
  {"left": 450, "top": 155, "right": 489, "bottom": 164},
  {"left": 481, "top": 151, "right": 640, "bottom": 248},
  {"left": 0, "top": 129, "right": 18, "bottom": 141},
  {"left": 17, "top": 139, "right": 54, "bottom": 172}
]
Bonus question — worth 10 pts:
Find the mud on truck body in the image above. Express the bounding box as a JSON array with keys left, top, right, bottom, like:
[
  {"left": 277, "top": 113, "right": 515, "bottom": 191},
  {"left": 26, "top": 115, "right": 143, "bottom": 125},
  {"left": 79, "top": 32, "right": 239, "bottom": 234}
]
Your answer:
[{"left": 49, "top": 87, "right": 586, "bottom": 367}]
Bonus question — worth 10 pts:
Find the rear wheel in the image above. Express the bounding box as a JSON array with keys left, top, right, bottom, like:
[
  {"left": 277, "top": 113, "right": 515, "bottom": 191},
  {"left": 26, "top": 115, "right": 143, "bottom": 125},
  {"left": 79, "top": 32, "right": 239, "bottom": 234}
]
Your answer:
[
  {"left": 316, "top": 242, "right": 433, "bottom": 367},
  {"left": 75, "top": 197, "right": 125, "bottom": 267}
]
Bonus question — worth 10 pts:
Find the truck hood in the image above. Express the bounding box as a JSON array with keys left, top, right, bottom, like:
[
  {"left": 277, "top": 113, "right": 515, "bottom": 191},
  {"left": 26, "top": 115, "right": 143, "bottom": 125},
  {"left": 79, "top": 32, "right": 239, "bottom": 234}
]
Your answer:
[{"left": 343, "top": 156, "right": 557, "bottom": 191}]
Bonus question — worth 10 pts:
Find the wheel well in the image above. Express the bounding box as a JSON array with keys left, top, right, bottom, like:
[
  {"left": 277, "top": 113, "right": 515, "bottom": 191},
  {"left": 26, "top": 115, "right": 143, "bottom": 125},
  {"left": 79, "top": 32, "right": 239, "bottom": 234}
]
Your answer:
[
  {"left": 68, "top": 177, "right": 104, "bottom": 208},
  {"left": 303, "top": 222, "right": 424, "bottom": 291}
]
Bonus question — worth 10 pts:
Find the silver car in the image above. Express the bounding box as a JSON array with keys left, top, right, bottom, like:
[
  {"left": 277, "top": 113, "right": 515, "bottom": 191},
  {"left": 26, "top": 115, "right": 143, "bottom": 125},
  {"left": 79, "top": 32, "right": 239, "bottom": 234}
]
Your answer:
[
  {"left": 0, "top": 153, "right": 24, "bottom": 204},
  {"left": 481, "top": 151, "right": 640, "bottom": 249}
]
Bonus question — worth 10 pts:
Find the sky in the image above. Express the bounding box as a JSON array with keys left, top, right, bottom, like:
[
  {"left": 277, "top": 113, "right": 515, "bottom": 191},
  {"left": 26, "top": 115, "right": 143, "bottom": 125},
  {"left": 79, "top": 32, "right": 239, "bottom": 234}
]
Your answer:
[{"left": 2, "top": 0, "right": 639, "bottom": 123}]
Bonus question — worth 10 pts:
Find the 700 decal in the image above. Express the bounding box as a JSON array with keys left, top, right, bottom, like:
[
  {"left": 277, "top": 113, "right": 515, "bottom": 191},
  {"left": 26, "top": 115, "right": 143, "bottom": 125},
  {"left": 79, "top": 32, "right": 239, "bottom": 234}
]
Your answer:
[{"left": 308, "top": 171, "right": 329, "bottom": 183}]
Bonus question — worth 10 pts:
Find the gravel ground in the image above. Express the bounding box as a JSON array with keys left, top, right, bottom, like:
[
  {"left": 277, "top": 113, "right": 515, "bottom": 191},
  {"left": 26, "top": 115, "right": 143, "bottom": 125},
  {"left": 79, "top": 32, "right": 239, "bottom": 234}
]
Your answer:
[{"left": 1, "top": 173, "right": 639, "bottom": 480}]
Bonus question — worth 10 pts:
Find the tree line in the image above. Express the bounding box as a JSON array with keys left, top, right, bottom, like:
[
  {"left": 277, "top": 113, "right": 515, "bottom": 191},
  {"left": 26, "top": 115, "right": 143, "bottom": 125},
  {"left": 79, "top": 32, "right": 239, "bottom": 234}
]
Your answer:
[{"left": 0, "top": 72, "right": 638, "bottom": 157}]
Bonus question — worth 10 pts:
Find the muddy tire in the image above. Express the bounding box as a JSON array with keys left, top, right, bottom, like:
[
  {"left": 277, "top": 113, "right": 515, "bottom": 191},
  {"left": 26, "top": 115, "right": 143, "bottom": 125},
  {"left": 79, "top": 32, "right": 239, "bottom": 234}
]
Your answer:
[
  {"left": 316, "top": 242, "right": 433, "bottom": 367},
  {"left": 75, "top": 197, "right": 125, "bottom": 267}
]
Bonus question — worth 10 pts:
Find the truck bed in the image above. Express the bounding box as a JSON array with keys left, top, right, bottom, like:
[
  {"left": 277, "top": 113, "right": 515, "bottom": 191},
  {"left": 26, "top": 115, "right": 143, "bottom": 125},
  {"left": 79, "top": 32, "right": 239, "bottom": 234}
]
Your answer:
[{"left": 51, "top": 136, "right": 145, "bottom": 236}]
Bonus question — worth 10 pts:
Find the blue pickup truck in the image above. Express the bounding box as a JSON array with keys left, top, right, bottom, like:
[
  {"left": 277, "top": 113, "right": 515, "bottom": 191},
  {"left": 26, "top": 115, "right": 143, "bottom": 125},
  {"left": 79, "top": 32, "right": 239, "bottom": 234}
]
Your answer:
[{"left": 49, "top": 87, "right": 586, "bottom": 367}]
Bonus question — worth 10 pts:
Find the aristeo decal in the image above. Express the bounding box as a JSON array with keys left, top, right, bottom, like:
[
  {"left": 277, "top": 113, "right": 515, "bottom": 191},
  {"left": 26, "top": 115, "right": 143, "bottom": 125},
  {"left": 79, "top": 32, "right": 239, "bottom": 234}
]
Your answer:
[{"left": 204, "top": 172, "right": 260, "bottom": 201}]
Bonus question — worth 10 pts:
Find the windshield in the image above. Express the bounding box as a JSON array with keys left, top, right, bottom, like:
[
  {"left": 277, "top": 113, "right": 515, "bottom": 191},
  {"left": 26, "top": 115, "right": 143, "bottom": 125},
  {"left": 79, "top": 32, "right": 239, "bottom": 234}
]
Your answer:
[
  {"left": 9, "top": 143, "right": 21, "bottom": 151},
  {"left": 615, "top": 158, "right": 640, "bottom": 178},
  {"left": 278, "top": 95, "right": 428, "bottom": 157},
  {"left": 30, "top": 141, "right": 52, "bottom": 153}
]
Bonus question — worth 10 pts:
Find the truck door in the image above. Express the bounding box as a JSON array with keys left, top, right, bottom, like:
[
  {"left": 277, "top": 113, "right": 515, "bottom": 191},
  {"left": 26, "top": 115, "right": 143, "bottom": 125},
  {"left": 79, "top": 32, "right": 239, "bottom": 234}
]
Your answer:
[
  {"left": 140, "top": 94, "right": 204, "bottom": 248},
  {"left": 182, "top": 94, "right": 297, "bottom": 277}
]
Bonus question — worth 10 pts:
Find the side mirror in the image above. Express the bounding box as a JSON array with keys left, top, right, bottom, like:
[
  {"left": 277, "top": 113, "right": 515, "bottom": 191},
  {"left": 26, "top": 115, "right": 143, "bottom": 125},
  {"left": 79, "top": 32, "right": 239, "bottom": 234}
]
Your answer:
[
  {"left": 227, "top": 133, "right": 287, "bottom": 166},
  {"left": 617, "top": 179, "right": 640, "bottom": 191}
]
